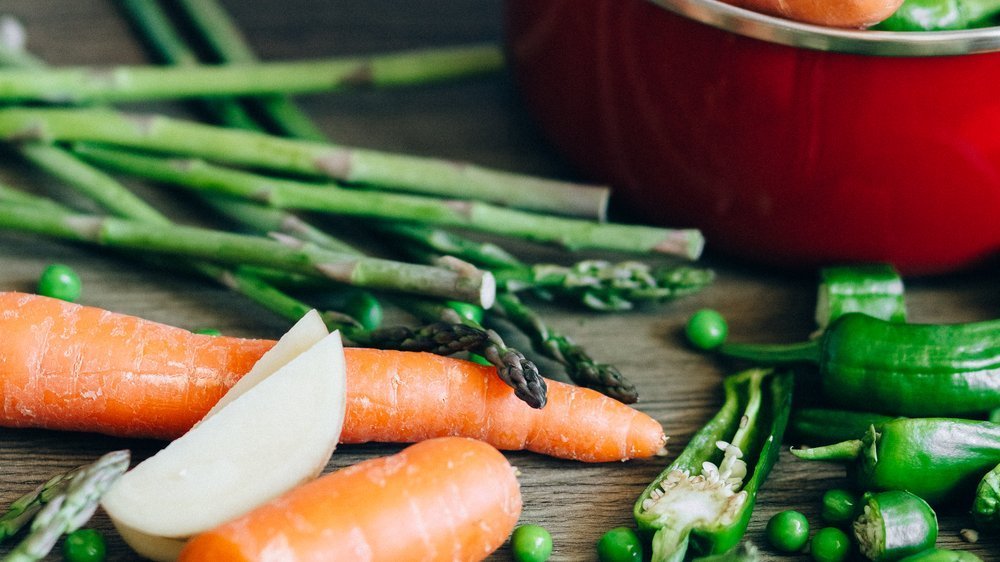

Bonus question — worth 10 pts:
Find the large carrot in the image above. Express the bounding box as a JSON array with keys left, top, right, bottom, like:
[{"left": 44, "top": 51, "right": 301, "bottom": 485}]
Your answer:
[
  {"left": 0, "top": 292, "right": 666, "bottom": 461},
  {"left": 178, "top": 436, "right": 521, "bottom": 562}
]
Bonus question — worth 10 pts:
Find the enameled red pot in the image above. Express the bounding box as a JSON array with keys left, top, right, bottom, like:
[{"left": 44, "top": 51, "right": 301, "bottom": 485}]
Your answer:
[{"left": 505, "top": 0, "right": 1000, "bottom": 274}]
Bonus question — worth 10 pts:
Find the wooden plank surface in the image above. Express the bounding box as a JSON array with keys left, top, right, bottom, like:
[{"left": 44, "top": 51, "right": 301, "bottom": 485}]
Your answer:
[{"left": 1, "top": 1, "right": 998, "bottom": 560}]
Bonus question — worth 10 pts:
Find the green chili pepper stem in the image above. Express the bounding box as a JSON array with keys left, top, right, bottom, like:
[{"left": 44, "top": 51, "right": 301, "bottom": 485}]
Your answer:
[
  {"left": 716, "top": 341, "right": 820, "bottom": 365},
  {"left": 789, "top": 439, "right": 864, "bottom": 461},
  {"left": 853, "top": 490, "right": 938, "bottom": 562}
]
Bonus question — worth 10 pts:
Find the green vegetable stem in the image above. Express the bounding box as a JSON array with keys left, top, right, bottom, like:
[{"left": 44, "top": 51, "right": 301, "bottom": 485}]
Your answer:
[
  {"left": 791, "top": 418, "right": 1000, "bottom": 505},
  {"left": 874, "top": 0, "right": 1000, "bottom": 31},
  {"left": 717, "top": 312, "right": 1000, "bottom": 417},
  {"left": 789, "top": 408, "right": 900, "bottom": 447},
  {"left": 633, "top": 368, "right": 794, "bottom": 561},
  {"left": 853, "top": 491, "right": 938, "bottom": 562}
]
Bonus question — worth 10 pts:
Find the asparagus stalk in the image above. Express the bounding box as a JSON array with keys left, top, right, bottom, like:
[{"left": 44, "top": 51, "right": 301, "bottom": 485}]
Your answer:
[
  {"left": 0, "top": 107, "right": 614, "bottom": 221},
  {"left": 0, "top": 45, "right": 505, "bottom": 104},
  {"left": 170, "top": 0, "right": 327, "bottom": 140},
  {"left": 115, "top": 0, "right": 264, "bottom": 131},
  {"left": 0, "top": 201, "right": 495, "bottom": 307},
  {"left": 1, "top": 450, "right": 129, "bottom": 562},
  {"left": 493, "top": 291, "right": 638, "bottom": 403},
  {"left": 0, "top": 473, "right": 72, "bottom": 543},
  {"left": 70, "top": 144, "right": 699, "bottom": 258}
]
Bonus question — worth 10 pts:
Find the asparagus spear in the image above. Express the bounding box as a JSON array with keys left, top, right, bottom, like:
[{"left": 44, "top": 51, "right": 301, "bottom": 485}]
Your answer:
[
  {"left": 0, "top": 45, "right": 504, "bottom": 104},
  {"left": 2, "top": 450, "right": 129, "bottom": 562},
  {"left": 0, "top": 200, "right": 496, "bottom": 307},
  {"left": 0, "top": 106, "right": 616, "bottom": 222},
  {"left": 115, "top": 0, "right": 264, "bottom": 132},
  {"left": 169, "top": 0, "right": 327, "bottom": 140},
  {"left": 493, "top": 291, "right": 638, "bottom": 403},
  {"left": 69, "top": 144, "right": 699, "bottom": 258}
]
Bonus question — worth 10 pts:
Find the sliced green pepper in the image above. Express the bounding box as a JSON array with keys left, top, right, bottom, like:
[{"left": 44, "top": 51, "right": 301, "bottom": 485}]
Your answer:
[
  {"left": 633, "top": 369, "right": 793, "bottom": 561},
  {"left": 718, "top": 313, "right": 1000, "bottom": 417},
  {"left": 972, "top": 461, "right": 1000, "bottom": 528},
  {"left": 854, "top": 490, "right": 938, "bottom": 562},
  {"left": 792, "top": 418, "right": 1000, "bottom": 504},
  {"left": 815, "top": 264, "right": 906, "bottom": 333},
  {"left": 874, "top": 0, "right": 1000, "bottom": 31}
]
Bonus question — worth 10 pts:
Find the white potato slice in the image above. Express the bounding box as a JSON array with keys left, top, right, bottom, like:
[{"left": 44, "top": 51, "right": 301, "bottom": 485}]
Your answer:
[
  {"left": 101, "top": 329, "right": 347, "bottom": 540},
  {"left": 203, "top": 308, "right": 328, "bottom": 419},
  {"left": 112, "top": 522, "right": 186, "bottom": 562}
]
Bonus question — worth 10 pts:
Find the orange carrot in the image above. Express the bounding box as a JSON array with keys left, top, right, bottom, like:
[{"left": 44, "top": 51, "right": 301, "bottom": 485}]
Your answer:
[
  {"left": 179, "top": 436, "right": 521, "bottom": 562},
  {"left": 0, "top": 291, "right": 273, "bottom": 439},
  {"left": 725, "top": 0, "right": 904, "bottom": 28},
  {"left": 0, "top": 292, "right": 666, "bottom": 461}
]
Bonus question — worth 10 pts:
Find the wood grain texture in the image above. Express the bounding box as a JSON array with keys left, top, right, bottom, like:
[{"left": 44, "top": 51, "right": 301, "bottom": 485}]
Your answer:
[{"left": 1, "top": 1, "right": 998, "bottom": 560}]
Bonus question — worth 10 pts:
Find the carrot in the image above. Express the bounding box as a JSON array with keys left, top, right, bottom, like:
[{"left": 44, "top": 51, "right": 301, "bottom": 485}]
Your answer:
[
  {"left": 726, "top": 0, "right": 905, "bottom": 28},
  {"left": 178, "top": 436, "right": 522, "bottom": 562},
  {"left": 0, "top": 291, "right": 273, "bottom": 439},
  {"left": 0, "top": 292, "right": 666, "bottom": 461}
]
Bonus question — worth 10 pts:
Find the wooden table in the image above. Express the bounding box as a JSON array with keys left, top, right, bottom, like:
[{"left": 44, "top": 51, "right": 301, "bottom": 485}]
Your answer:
[{"left": 1, "top": 2, "right": 997, "bottom": 560}]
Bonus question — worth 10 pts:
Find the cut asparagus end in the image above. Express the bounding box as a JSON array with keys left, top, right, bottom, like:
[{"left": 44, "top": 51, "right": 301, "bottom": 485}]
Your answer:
[{"left": 640, "top": 442, "right": 749, "bottom": 559}]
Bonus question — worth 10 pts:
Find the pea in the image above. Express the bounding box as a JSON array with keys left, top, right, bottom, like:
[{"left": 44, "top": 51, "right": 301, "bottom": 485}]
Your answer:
[
  {"left": 62, "top": 528, "right": 106, "bottom": 562},
  {"left": 37, "top": 263, "right": 82, "bottom": 303},
  {"left": 446, "top": 301, "right": 484, "bottom": 324},
  {"left": 811, "top": 527, "right": 852, "bottom": 562},
  {"left": 511, "top": 524, "right": 552, "bottom": 562},
  {"left": 822, "top": 488, "right": 859, "bottom": 525},
  {"left": 685, "top": 308, "right": 728, "bottom": 350},
  {"left": 344, "top": 291, "right": 383, "bottom": 332},
  {"left": 596, "top": 526, "right": 643, "bottom": 562},
  {"left": 766, "top": 510, "right": 810, "bottom": 553},
  {"left": 193, "top": 328, "right": 223, "bottom": 336}
]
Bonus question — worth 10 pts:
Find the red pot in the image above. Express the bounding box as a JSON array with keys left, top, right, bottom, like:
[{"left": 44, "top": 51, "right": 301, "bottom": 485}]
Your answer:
[{"left": 505, "top": 0, "right": 1000, "bottom": 274}]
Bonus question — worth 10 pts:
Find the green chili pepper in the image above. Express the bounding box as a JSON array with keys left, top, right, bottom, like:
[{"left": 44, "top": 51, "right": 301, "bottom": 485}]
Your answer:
[
  {"left": 815, "top": 264, "right": 906, "bottom": 333},
  {"left": 853, "top": 491, "right": 937, "bottom": 562},
  {"left": 718, "top": 313, "right": 1000, "bottom": 417},
  {"left": 789, "top": 408, "right": 899, "bottom": 447},
  {"left": 633, "top": 369, "right": 793, "bottom": 561},
  {"left": 792, "top": 418, "right": 1000, "bottom": 505},
  {"left": 972, "top": 461, "right": 1000, "bottom": 528},
  {"left": 898, "top": 549, "right": 984, "bottom": 561},
  {"left": 874, "top": 0, "right": 1000, "bottom": 31}
]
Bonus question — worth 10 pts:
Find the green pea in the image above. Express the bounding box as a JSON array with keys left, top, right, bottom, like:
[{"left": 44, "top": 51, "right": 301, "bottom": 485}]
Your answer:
[
  {"left": 811, "top": 527, "right": 851, "bottom": 562},
  {"left": 446, "top": 301, "right": 485, "bottom": 324},
  {"left": 822, "top": 488, "right": 859, "bottom": 525},
  {"left": 766, "top": 510, "right": 810, "bottom": 553},
  {"left": 62, "top": 528, "right": 106, "bottom": 562},
  {"left": 685, "top": 308, "right": 728, "bottom": 350},
  {"left": 596, "top": 526, "right": 643, "bottom": 562},
  {"left": 193, "top": 328, "right": 223, "bottom": 336},
  {"left": 344, "top": 291, "right": 383, "bottom": 332},
  {"left": 37, "top": 263, "right": 82, "bottom": 303},
  {"left": 511, "top": 524, "right": 552, "bottom": 562}
]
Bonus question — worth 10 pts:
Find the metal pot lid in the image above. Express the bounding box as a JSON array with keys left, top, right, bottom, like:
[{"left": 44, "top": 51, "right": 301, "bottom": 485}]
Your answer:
[{"left": 646, "top": 0, "right": 1000, "bottom": 56}]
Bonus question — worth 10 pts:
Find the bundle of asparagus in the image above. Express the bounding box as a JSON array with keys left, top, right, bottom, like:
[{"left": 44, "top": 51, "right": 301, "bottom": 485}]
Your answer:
[{"left": 0, "top": 2, "right": 712, "bottom": 412}]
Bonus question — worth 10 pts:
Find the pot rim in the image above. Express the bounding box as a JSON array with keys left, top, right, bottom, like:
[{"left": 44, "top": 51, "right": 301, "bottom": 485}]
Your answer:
[{"left": 646, "top": 0, "right": 1000, "bottom": 56}]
